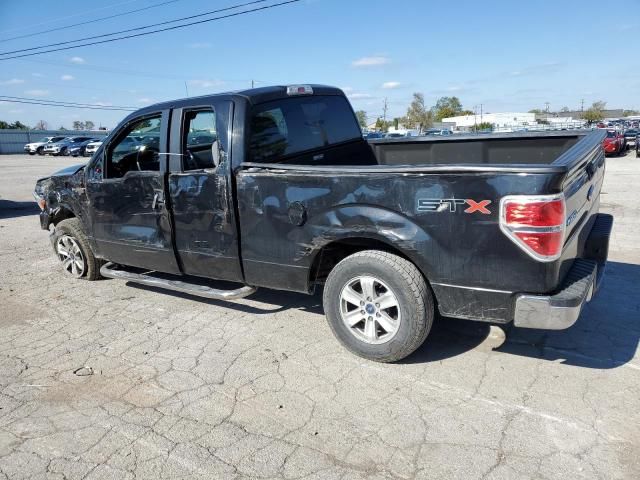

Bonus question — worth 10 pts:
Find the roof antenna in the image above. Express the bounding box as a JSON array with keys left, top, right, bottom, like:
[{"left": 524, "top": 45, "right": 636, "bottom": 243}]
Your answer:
[{"left": 184, "top": 81, "right": 189, "bottom": 97}]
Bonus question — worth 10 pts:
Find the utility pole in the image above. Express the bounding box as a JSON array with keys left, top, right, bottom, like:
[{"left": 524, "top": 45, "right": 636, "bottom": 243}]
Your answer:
[
  {"left": 581, "top": 99, "right": 584, "bottom": 117},
  {"left": 184, "top": 81, "right": 189, "bottom": 97},
  {"left": 474, "top": 105, "right": 478, "bottom": 131},
  {"left": 382, "top": 97, "right": 388, "bottom": 126},
  {"left": 251, "top": 79, "right": 255, "bottom": 88},
  {"left": 480, "top": 104, "right": 483, "bottom": 124}
]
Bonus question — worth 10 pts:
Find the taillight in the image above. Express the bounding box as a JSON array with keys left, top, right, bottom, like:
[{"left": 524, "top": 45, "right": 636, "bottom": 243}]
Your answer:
[{"left": 499, "top": 195, "right": 565, "bottom": 261}]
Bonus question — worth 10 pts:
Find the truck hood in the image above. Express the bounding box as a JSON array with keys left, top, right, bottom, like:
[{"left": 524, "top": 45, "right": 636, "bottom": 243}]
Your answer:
[{"left": 50, "top": 163, "right": 86, "bottom": 177}]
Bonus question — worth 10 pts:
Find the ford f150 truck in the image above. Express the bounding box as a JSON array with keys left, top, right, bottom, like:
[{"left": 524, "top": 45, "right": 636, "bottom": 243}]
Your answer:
[{"left": 34, "top": 85, "right": 613, "bottom": 362}]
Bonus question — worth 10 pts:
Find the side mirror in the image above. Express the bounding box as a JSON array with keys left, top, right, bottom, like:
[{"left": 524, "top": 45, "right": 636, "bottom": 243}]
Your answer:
[{"left": 86, "top": 152, "right": 104, "bottom": 183}]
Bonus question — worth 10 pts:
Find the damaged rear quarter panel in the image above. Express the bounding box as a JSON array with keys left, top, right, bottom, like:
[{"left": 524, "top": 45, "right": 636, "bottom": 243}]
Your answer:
[{"left": 235, "top": 167, "right": 562, "bottom": 298}]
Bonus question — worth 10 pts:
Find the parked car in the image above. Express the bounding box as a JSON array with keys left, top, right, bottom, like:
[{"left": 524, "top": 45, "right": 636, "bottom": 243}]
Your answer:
[
  {"left": 636, "top": 135, "right": 640, "bottom": 158},
  {"left": 33, "top": 84, "right": 612, "bottom": 362},
  {"left": 23, "top": 136, "right": 66, "bottom": 155},
  {"left": 422, "top": 128, "right": 453, "bottom": 136},
  {"left": 83, "top": 138, "right": 105, "bottom": 157},
  {"left": 43, "top": 136, "right": 94, "bottom": 156},
  {"left": 364, "top": 132, "right": 384, "bottom": 140},
  {"left": 602, "top": 130, "right": 625, "bottom": 156},
  {"left": 68, "top": 138, "right": 99, "bottom": 157},
  {"left": 623, "top": 129, "right": 638, "bottom": 148}
]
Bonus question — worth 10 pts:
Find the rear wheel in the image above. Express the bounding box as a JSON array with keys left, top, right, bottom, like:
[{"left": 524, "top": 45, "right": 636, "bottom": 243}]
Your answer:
[
  {"left": 52, "top": 218, "right": 102, "bottom": 280},
  {"left": 323, "top": 250, "right": 433, "bottom": 362}
]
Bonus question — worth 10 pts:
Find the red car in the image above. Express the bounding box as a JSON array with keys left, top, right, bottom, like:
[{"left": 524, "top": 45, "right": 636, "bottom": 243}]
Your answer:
[{"left": 603, "top": 130, "right": 626, "bottom": 156}]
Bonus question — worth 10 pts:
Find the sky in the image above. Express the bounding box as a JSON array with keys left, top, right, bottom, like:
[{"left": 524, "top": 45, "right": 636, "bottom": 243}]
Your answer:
[{"left": 0, "top": 0, "right": 639, "bottom": 129}]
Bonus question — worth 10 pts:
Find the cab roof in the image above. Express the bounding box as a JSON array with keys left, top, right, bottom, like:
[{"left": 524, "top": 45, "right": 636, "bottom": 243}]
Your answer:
[{"left": 133, "top": 84, "right": 345, "bottom": 117}]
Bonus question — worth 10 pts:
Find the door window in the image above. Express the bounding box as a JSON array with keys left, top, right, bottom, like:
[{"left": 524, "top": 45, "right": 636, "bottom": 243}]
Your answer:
[
  {"left": 182, "top": 109, "right": 219, "bottom": 170},
  {"left": 106, "top": 115, "right": 162, "bottom": 178}
]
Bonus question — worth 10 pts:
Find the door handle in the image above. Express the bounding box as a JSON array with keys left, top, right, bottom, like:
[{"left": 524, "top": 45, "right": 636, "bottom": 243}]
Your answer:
[{"left": 152, "top": 192, "right": 165, "bottom": 209}]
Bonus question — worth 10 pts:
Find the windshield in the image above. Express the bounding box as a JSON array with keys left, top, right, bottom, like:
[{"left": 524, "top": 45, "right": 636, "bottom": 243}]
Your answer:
[
  {"left": 606, "top": 131, "right": 617, "bottom": 138},
  {"left": 248, "top": 95, "right": 362, "bottom": 163}
]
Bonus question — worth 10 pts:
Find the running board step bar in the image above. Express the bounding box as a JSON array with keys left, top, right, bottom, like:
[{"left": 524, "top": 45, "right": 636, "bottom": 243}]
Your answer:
[{"left": 100, "top": 263, "right": 256, "bottom": 300}]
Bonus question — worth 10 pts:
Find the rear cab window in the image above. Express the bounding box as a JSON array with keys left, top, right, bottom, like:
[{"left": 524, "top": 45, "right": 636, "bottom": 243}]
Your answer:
[{"left": 248, "top": 95, "right": 363, "bottom": 164}]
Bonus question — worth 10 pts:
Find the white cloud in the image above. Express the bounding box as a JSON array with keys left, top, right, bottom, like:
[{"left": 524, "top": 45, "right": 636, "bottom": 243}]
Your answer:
[
  {"left": 188, "top": 79, "right": 225, "bottom": 89},
  {"left": 348, "top": 93, "right": 373, "bottom": 99},
  {"left": 69, "top": 56, "right": 85, "bottom": 64},
  {"left": 352, "top": 56, "right": 390, "bottom": 68},
  {"left": 136, "top": 98, "right": 154, "bottom": 104},
  {"left": 381, "top": 81, "right": 401, "bottom": 89},
  {"left": 1, "top": 78, "right": 24, "bottom": 85},
  {"left": 61, "top": 74, "right": 74, "bottom": 81},
  {"left": 25, "top": 89, "right": 49, "bottom": 96},
  {"left": 340, "top": 86, "right": 354, "bottom": 94},
  {"left": 32, "top": 73, "right": 43, "bottom": 77},
  {"left": 8, "top": 109, "right": 23, "bottom": 114},
  {"left": 187, "top": 42, "right": 212, "bottom": 49}
]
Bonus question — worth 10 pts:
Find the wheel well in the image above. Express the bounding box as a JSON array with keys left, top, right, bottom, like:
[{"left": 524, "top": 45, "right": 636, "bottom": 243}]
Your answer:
[
  {"left": 51, "top": 207, "right": 76, "bottom": 226},
  {"left": 309, "top": 238, "right": 417, "bottom": 288}
]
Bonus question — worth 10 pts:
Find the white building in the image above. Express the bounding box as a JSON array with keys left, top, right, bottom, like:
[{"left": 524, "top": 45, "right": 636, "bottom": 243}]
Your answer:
[{"left": 443, "top": 112, "right": 536, "bottom": 131}]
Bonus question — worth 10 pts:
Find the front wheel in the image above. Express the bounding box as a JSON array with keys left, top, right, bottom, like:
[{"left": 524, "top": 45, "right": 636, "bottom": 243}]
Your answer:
[
  {"left": 323, "top": 250, "right": 434, "bottom": 362},
  {"left": 37, "top": 147, "right": 44, "bottom": 155},
  {"left": 52, "top": 218, "right": 102, "bottom": 280}
]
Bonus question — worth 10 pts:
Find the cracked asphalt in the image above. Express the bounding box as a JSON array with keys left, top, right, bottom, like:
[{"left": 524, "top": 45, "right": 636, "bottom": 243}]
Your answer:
[{"left": 0, "top": 152, "right": 638, "bottom": 479}]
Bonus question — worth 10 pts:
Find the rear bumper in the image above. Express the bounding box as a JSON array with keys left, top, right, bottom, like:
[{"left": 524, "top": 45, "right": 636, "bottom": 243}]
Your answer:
[{"left": 513, "top": 213, "right": 613, "bottom": 329}]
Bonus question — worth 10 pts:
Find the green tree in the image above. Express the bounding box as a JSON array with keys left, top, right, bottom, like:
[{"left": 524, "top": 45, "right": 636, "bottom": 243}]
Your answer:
[
  {"left": 560, "top": 106, "right": 570, "bottom": 113},
  {"left": 84, "top": 120, "right": 95, "bottom": 130},
  {"left": 460, "top": 110, "right": 474, "bottom": 116},
  {"left": 432, "top": 96, "right": 463, "bottom": 121},
  {"left": 528, "top": 108, "right": 544, "bottom": 115},
  {"left": 0, "top": 120, "right": 9, "bottom": 129},
  {"left": 623, "top": 109, "right": 639, "bottom": 116},
  {"left": 10, "top": 121, "right": 29, "bottom": 130},
  {"left": 583, "top": 101, "right": 606, "bottom": 125},
  {"left": 354, "top": 111, "right": 367, "bottom": 128},
  {"left": 470, "top": 121, "right": 494, "bottom": 132},
  {"left": 405, "top": 93, "right": 433, "bottom": 130},
  {"left": 72, "top": 120, "right": 85, "bottom": 130}
]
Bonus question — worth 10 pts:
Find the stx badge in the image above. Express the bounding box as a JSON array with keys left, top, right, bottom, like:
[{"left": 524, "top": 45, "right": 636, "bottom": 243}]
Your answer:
[{"left": 417, "top": 198, "right": 492, "bottom": 214}]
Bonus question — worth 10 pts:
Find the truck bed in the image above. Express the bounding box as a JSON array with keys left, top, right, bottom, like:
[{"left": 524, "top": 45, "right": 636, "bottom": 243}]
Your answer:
[{"left": 370, "top": 131, "right": 582, "bottom": 166}]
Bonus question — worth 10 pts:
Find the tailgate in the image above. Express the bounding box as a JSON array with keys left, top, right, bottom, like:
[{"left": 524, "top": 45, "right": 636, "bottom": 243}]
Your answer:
[{"left": 555, "top": 129, "right": 606, "bottom": 264}]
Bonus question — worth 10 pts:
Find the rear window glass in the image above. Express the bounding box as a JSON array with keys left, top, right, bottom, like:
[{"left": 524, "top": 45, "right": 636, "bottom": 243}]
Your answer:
[
  {"left": 248, "top": 95, "right": 361, "bottom": 163},
  {"left": 606, "top": 131, "right": 617, "bottom": 138}
]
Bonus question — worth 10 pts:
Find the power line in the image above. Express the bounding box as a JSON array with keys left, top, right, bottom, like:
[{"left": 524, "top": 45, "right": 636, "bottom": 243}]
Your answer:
[
  {"left": 0, "top": 0, "right": 275, "bottom": 57},
  {"left": 0, "top": 0, "right": 141, "bottom": 35},
  {"left": 0, "top": 1, "right": 302, "bottom": 61},
  {"left": 0, "top": 95, "right": 135, "bottom": 109},
  {"left": 0, "top": 0, "right": 182, "bottom": 43},
  {"left": 0, "top": 97, "right": 135, "bottom": 111}
]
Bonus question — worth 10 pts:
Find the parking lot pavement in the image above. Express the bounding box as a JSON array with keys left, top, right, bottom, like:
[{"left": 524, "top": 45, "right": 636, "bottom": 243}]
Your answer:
[{"left": 0, "top": 152, "right": 638, "bottom": 480}]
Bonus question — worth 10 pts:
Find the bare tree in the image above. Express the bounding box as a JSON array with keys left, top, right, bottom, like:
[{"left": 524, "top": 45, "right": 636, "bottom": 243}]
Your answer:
[
  {"left": 84, "top": 120, "right": 95, "bottom": 130},
  {"left": 34, "top": 120, "right": 48, "bottom": 130},
  {"left": 72, "top": 121, "right": 85, "bottom": 130}
]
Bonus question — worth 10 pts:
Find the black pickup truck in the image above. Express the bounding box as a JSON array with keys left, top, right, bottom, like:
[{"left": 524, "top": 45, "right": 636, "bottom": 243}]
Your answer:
[{"left": 34, "top": 85, "right": 613, "bottom": 362}]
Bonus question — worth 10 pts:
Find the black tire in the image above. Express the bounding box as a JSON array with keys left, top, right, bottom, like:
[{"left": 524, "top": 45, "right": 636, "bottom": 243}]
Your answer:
[
  {"left": 28, "top": 151, "right": 36, "bottom": 156},
  {"left": 323, "top": 250, "right": 434, "bottom": 362},
  {"left": 37, "top": 147, "right": 44, "bottom": 155},
  {"left": 52, "top": 218, "right": 102, "bottom": 280}
]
